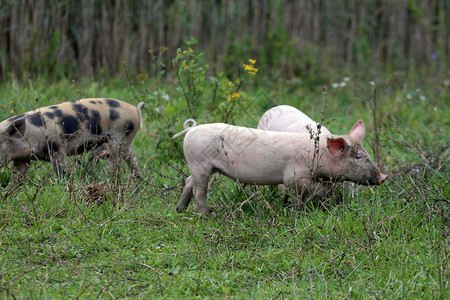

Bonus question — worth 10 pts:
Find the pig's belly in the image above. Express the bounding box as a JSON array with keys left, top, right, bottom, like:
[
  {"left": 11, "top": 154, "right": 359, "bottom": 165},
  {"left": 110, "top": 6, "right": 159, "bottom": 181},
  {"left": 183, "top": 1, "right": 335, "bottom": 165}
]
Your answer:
[{"left": 218, "top": 166, "right": 284, "bottom": 185}]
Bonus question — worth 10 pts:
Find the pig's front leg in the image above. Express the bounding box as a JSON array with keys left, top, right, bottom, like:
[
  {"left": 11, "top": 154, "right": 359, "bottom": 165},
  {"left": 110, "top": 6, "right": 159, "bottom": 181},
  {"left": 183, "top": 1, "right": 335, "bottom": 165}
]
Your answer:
[
  {"left": 10, "top": 160, "right": 30, "bottom": 184},
  {"left": 52, "top": 147, "right": 68, "bottom": 178},
  {"left": 284, "top": 176, "right": 311, "bottom": 209},
  {"left": 105, "top": 137, "right": 141, "bottom": 177}
]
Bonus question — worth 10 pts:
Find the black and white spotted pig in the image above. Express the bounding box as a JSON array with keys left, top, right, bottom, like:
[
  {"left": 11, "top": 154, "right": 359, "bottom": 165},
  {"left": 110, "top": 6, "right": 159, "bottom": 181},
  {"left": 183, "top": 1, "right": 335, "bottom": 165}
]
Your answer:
[{"left": 0, "top": 98, "right": 144, "bottom": 182}]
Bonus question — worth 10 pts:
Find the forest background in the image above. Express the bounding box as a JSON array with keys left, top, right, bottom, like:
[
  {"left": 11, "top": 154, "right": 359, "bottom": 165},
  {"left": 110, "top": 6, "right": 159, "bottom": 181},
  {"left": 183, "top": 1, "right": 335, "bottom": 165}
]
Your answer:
[{"left": 1, "top": 0, "right": 448, "bottom": 80}]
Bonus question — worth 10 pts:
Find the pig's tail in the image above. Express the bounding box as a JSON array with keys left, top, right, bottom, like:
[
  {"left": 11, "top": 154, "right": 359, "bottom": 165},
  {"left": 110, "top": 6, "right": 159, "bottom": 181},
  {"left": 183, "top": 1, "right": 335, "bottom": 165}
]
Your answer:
[{"left": 172, "top": 119, "right": 197, "bottom": 139}]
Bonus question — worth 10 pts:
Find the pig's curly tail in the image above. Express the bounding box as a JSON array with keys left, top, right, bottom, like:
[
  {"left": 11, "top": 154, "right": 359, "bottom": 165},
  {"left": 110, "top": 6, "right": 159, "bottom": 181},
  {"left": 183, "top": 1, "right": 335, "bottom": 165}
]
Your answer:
[{"left": 172, "top": 119, "right": 197, "bottom": 139}]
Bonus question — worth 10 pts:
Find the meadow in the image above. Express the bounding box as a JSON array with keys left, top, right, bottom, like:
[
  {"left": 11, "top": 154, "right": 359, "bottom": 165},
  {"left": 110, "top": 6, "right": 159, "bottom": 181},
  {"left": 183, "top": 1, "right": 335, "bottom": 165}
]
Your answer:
[{"left": 0, "top": 50, "right": 448, "bottom": 298}]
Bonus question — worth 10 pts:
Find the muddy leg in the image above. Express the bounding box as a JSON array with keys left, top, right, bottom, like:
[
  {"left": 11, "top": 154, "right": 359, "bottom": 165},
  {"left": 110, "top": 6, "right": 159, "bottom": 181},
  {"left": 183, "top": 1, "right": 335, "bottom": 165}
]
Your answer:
[
  {"left": 177, "top": 176, "right": 194, "bottom": 212},
  {"left": 192, "top": 173, "right": 212, "bottom": 214},
  {"left": 53, "top": 149, "right": 68, "bottom": 179},
  {"left": 10, "top": 160, "right": 30, "bottom": 184}
]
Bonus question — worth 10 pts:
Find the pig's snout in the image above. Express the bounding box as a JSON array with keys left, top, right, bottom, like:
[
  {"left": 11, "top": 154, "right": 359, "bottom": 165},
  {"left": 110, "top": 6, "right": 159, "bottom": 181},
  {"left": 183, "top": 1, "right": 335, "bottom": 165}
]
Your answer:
[
  {"left": 357, "top": 171, "right": 388, "bottom": 186},
  {"left": 378, "top": 173, "right": 388, "bottom": 184}
]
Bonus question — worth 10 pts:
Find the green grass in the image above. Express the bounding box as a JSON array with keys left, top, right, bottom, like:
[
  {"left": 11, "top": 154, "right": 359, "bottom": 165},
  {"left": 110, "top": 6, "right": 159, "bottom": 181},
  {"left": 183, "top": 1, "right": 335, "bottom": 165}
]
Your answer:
[{"left": 0, "top": 75, "right": 448, "bottom": 298}]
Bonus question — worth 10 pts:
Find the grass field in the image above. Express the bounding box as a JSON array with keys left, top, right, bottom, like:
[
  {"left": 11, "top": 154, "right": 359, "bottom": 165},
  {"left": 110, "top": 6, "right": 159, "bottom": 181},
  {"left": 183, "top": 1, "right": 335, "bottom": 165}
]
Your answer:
[{"left": 0, "top": 71, "right": 448, "bottom": 298}]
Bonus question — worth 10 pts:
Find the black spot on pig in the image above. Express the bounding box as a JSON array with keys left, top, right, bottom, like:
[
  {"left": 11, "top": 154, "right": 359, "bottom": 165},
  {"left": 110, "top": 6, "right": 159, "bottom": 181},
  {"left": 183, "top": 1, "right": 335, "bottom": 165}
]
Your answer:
[
  {"left": 74, "top": 139, "right": 105, "bottom": 155},
  {"left": 72, "top": 104, "right": 90, "bottom": 121},
  {"left": 90, "top": 101, "right": 97, "bottom": 104},
  {"left": 60, "top": 115, "right": 79, "bottom": 135},
  {"left": 36, "top": 141, "right": 59, "bottom": 160},
  {"left": 44, "top": 112, "right": 55, "bottom": 120},
  {"left": 125, "top": 121, "right": 134, "bottom": 136},
  {"left": 54, "top": 109, "right": 63, "bottom": 117},
  {"left": 28, "top": 113, "right": 46, "bottom": 127},
  {"left": 8, "top": 113, "right": 26, "bottom": 123},
  {"left": 109, "top": 110, "right": 119, "bottom": 121},
  {"left": 88, "top": 110, "right": 102, "bottom": 135},
  {"left": 73, "top": 135, "right": 109, "bottom": 155},
  {"left": 49, "top": 106, "right": 58, "bottom": 109},
  {"left": 43, "top": 141, "right": 59, "bottom": 156},
  {"left": 72, "top": 104, "right": 83, "bottom": 113},
  {"left": 48, "top": 141, "right": 59, "bottom": 153},
  {"left": 106, "top": 99, "right": 120, "bottom": 108}
]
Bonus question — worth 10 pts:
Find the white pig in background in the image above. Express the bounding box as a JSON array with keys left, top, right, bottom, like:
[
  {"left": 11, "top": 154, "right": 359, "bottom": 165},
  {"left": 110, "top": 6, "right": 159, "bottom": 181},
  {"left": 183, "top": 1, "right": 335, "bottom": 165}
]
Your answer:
[
  {"left": 258, "top": 105, "right": 335, "bottom": 201},
  {"left": 175, "top": 119, "right": 387, "bottom": 214},
  {"left": 257, "top": 105, "right": 331, "bottom": 135}
]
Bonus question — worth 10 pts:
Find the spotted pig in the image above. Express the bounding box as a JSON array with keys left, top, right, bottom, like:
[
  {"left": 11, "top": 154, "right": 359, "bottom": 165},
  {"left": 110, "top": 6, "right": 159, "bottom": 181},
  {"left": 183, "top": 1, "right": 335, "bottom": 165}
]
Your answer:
[{"left": 0, "top": 98, "right": 144, "bottom": 182}]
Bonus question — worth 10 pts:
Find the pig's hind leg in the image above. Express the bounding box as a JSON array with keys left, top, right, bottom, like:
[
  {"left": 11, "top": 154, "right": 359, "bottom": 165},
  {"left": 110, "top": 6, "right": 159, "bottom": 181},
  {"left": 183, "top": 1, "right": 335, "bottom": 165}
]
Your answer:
[
  {"left": 193, "top": 178, "right": 210, "bottom": 214},
  {"left": 190, "top": 167, "right": 214, "bottom": 214},
  {"left": 177, "top": 173, "right": 211, "bottom": 214},
  {"left": 123, "top": 146, "right": 141, "bottom": 178},
  {"left": 177, "top": 175, "right": 194, "bottom": 212},
  {"left": 105, "top": 142, "right": 123, "bottom": 177}
]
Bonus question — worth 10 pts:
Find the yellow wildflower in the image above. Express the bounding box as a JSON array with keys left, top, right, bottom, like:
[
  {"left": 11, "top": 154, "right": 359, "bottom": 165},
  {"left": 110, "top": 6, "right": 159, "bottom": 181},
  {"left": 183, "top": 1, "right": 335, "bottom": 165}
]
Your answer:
[
  {"left": 160, "top": 46, "right": 168, "bottom": 51},
  {"left": 148, "top": 49, "right": 154, "bottom": 54},
  {"left": 135, "top": 73, "right": 148, "bottom": 81},
  {"left": 243, "top": 64, "right": 258, "bottom": 75},
  {"left": 231, "top": 93, "right": 240, "bottom": 98},
  {"left": 249, "top": 59, "right": 256, "bottom": 64}
]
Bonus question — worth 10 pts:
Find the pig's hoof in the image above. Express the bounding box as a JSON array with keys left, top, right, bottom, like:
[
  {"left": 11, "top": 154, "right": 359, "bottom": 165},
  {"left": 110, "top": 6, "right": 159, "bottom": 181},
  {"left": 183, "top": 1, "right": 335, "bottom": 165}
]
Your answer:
[
  {"left": 176, "top": 205, "right": 187, "bottom": 213},
  {"left": 197, "top": 207, "right": 210, "bottom": 214}
]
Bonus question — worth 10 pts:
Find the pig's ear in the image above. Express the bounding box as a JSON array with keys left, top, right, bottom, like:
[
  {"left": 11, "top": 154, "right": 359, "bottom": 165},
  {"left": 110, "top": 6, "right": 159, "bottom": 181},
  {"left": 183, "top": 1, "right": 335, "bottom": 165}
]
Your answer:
[
  {"left": 327, "top": 137, "right": 347, "bottom": 156},
  {"left": 348, "top": 120, "right": 365, "bottom": 141},
  {"left": 4, "top": 117, "right": 27, "bottom": 139}
]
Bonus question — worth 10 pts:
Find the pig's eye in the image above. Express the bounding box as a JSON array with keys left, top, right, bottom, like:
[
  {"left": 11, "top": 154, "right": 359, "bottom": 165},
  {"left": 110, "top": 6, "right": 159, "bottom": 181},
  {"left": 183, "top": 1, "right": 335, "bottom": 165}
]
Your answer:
[{"left": 355, "top": 153, "right": 364, "bottom": 160}]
